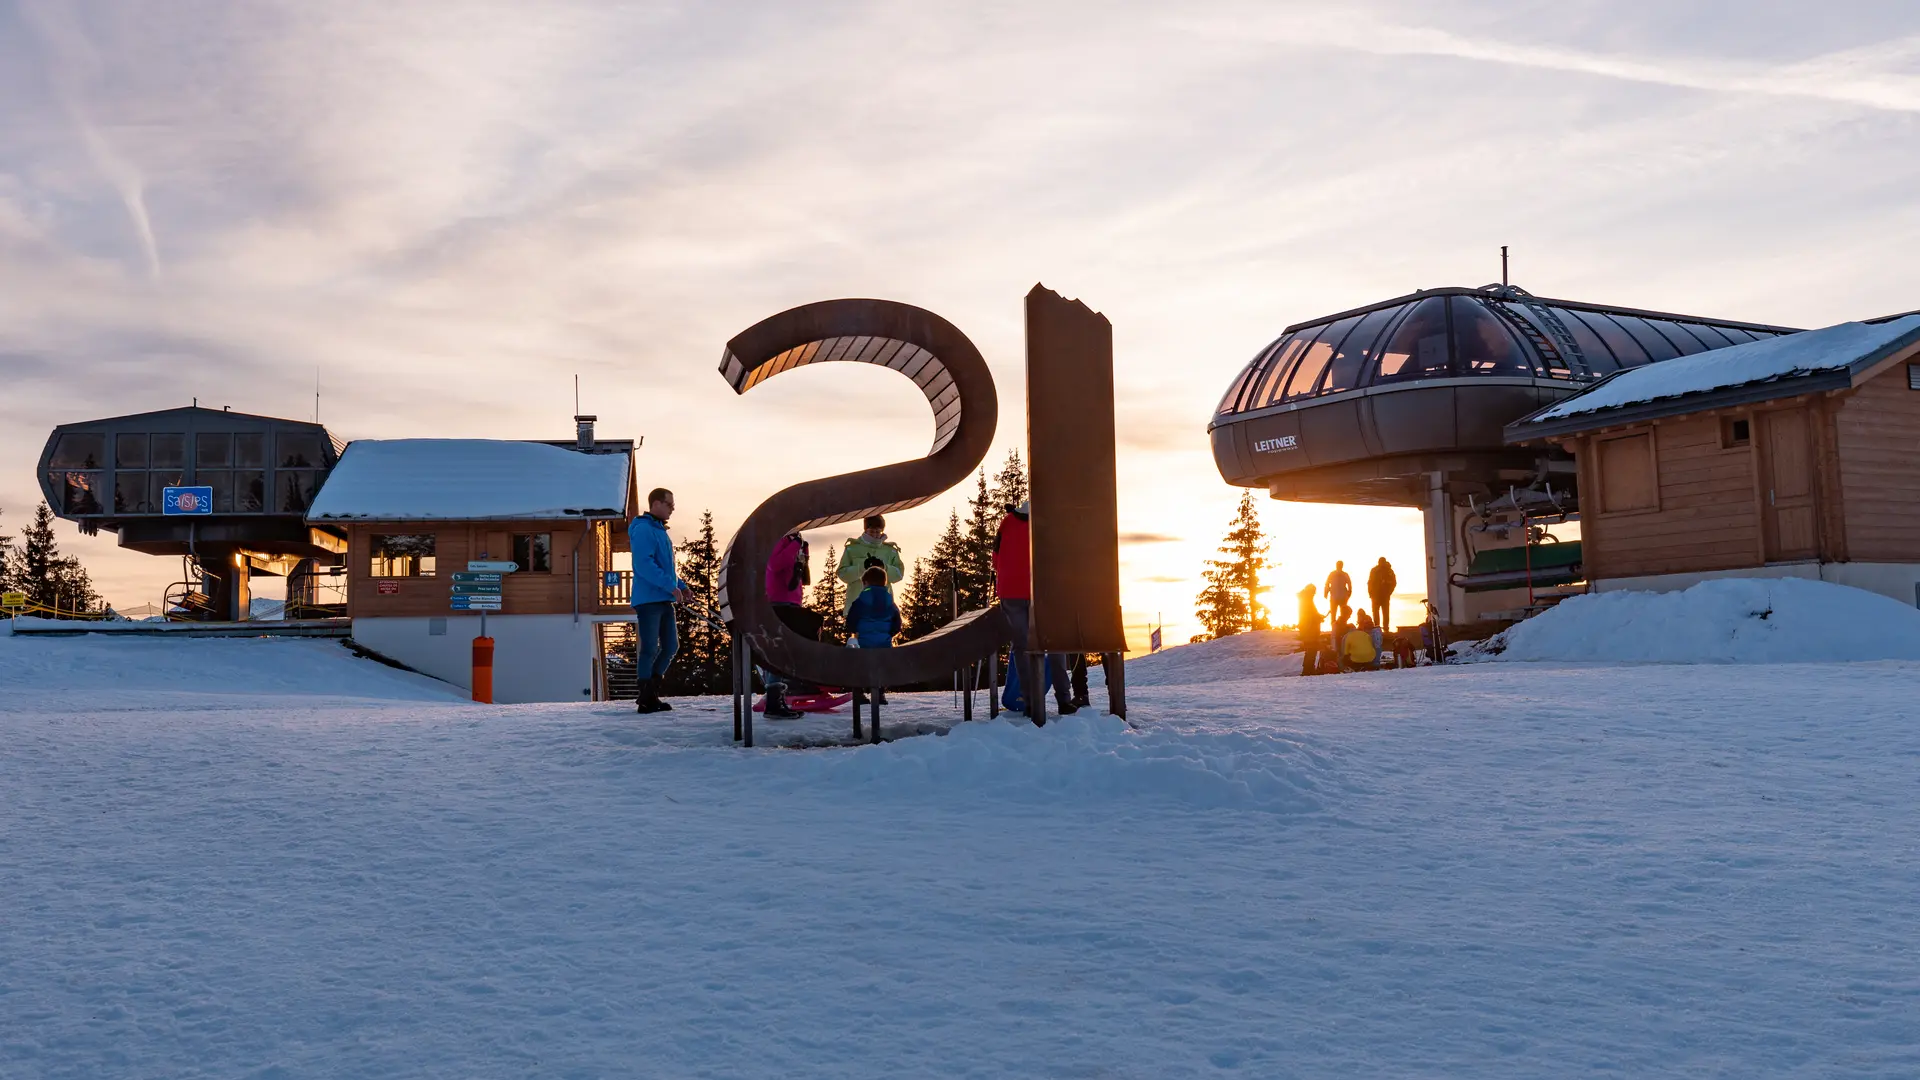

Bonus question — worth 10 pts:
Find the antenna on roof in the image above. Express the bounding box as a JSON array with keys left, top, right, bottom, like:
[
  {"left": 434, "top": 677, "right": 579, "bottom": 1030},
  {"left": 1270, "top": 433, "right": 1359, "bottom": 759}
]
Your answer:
[
  {"left": 574, "top": 373, "right": 580, "bottom": 416},
  {"left": 315, "top": 366, "right": 321, "bottom": 424},
  {"left": 1501, "top": 245, "right": 1509, "bottom": 287}
]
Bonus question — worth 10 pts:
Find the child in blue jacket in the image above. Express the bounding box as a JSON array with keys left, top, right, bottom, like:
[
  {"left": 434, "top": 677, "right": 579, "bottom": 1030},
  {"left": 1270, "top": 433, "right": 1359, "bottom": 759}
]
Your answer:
[{"left": 846, "top": 565, "right": 902, "bottom": 649}]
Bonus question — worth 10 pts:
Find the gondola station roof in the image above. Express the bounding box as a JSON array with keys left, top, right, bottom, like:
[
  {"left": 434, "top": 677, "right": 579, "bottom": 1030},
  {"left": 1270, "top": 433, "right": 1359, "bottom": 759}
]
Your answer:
[
  {"left": 1209, "top": 284, "right": 1800, "bottom": 505},
  {"left": 1507, "top": 313, "right": 1920, "bottom": 441}
]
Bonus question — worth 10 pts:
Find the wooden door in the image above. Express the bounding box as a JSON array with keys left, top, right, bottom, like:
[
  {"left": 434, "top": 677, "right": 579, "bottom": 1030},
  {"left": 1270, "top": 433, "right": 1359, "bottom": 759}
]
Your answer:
[{"left": 1761, "top": 409, "right": 1818, "bottom": 561}]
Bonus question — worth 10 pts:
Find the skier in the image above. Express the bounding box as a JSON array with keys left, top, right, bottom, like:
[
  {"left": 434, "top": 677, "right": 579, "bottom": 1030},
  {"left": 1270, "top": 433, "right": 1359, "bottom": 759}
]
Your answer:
[
  {"left": 628, "top": 487, "right": 690, "bottom": 714},
  {"left": 994, "top": 500, "right": 1074, "bottom": 717},
  {"left": 1367, "top": 557, "right": 1396, "bottom": 631},
  {"left": 1324, "top": 560, "right": 1353, "bottom": 625},
  {"left": 1296, "top": 584, "right": 1325, "bottom": 677}
]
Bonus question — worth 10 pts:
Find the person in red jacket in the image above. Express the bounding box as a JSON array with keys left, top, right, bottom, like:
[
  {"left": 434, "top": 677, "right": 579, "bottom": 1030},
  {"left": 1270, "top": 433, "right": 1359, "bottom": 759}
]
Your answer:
[
  {"left": 758, "top": 531, "right": 820, "bottom": 719},
  {"left": 994, "top": 500, "right": 1075, "bottom": 717}
]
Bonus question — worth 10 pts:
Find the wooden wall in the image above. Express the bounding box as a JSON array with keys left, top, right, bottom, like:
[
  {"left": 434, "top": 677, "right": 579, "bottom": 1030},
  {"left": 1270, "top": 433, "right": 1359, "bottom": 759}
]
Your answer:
[
  {"left": 1578, "top": 414, "right": 1762, "bottom": 580},
  {"left": 1835, "top": 364, "right": 1920, "bottom": 562},
  {"left": 345, "top": 519, "right": 626, "bottom": 618}
]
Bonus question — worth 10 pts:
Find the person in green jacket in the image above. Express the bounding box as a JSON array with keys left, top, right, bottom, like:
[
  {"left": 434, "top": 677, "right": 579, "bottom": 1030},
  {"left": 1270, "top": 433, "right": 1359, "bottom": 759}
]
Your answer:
[{"left": 837, "top": 515, "right": 905, "bottom": 616}]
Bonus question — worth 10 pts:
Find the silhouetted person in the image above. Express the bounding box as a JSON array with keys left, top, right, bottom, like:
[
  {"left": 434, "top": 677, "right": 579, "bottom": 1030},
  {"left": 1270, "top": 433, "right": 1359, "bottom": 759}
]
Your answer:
[
  {"left": 1325, "top": 560, "right": 1353, "bottom": 625},
  {"left": 1367, "top": 557, "right": 1396, "bottom": 631},
  {"left": 1297, "top": 584, "right": 1325, "bottom": 677}
]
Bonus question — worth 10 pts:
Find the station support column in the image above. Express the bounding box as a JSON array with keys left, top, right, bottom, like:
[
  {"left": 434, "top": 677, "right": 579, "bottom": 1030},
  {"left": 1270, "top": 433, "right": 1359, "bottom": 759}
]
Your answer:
[{"left": 1423, "top": 472, "right": 1454, "bottom": 627}]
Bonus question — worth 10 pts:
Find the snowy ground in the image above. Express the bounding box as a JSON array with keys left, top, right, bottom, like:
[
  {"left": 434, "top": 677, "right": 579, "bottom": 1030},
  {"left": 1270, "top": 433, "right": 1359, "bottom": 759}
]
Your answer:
[{"left": 4, "top": 605, "right": 1919, "bottom": 1077}]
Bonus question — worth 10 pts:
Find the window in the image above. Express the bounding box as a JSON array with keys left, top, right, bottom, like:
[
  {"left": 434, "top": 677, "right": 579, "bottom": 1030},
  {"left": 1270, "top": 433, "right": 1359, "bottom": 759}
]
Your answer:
[
  {"left": 235, "top": 471, "right": 265, "bottom": 512},
  {"left": 1721, "top": 417, "right": 1751, "bottom": 449},
  {"left": 116, "top": 434, "right": 149, "bottom": 468},
  {"left": 1284, "top": 316, "right": 1362, "bottom": 401},
  {"left": 54, "top": 472, "right": 103, "bottom": 514},
  {"left": 276, "top": 432, "right": 325, "bottom": 467},
  {"left": 513, "top": 533, "right": 553, "bottom": 573},
  {"left": 1451, "top": 298, "right": 1532, "bottom": 375},
  {"left": 278, "top": 471, "right": 321, "bottom": 512},
  {"left": 1613, "top": 316, "right": 1683, "bottom": 362},
  {"left": 1908, "top": 364, "right": 1920, "bottom": 390},
  {"left": 1322, "top": 306, "right": 1401, "bottom": 395},
  {"left": 1249, "top": 333, "right": 1311, "bottom": 408},
  {"left": 114, "top": 473, "right": 149, "bottom": 514},
  {"left": 200, "top": 472, "right": 234, "bottom": 513},
  {"left": 151, "top": 434, "right": 186, "bottom": 469},
  {"left": 370, "top": 534, "right": 437, "bottom": 577},
  {"left": 1375, "top": 297, "right": 1450, "bottom": 382},
  {"left": 1583, "top": 314, "right": 1653, "bottom": 368},
  {"left": 149, "top": 472, "right": 185, "bottom": 511},
  {"left": 196, "top": 433, "right": 232, "bottom": 468},
  {"left": 49, "top": 433, "right": 105, "bottom": 469},
  {"left": 235, "top": 433, "right": 266, "bottom": 468},
  {"left": 1597, "top": 433, "right": 1658, "bottom": 514}
]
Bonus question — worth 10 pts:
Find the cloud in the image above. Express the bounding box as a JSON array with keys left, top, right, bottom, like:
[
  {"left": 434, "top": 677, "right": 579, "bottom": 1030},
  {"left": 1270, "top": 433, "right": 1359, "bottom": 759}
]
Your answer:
[
  {"left": 1120, "top": 533, "right": 1181, "bottom": 545},
  {"left": 1137, "top": 574, "right": 1188, "bottom": 583}
]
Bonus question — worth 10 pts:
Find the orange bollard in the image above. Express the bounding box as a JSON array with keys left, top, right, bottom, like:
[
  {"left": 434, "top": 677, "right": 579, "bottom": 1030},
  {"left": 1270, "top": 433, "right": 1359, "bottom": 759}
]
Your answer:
[{"left": 472, "top": 636, "right": 495, "bottom": 703}]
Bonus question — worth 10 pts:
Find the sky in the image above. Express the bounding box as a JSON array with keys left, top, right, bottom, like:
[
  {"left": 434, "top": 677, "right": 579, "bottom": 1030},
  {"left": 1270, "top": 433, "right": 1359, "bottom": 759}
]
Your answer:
[{"left": 3, "top": 0, "right": 1918, "bottom": 646}]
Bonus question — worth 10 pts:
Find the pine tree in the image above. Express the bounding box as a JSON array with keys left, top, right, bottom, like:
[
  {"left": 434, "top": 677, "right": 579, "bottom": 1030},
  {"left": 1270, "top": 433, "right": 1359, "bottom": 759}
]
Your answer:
[
  {"left": 1194, "top": 492, "right": 1272, "bottom": 638},
  {"left": 990, "top": 449, "right": 1028, "bottom": 519},
  {"left": 0, "top": 506, "right": 13, "bottom": 594},
  {"left": 806, "top": 542, "right": 846, "bottom": 644},
  {"left": 960, "top": 468, "right": 998, "bottom": 612},
  {"left": 666, "top": 511, "right": 726, "bottom": 694},
  {"left": 15, "top": 502, "right": 99, "bottom": 617}
]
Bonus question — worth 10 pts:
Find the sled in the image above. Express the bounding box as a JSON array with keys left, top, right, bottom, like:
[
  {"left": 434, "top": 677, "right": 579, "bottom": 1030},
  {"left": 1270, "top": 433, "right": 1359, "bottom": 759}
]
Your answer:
[{"left": 753, "top": 692, "right": 853, "bottom": 715}]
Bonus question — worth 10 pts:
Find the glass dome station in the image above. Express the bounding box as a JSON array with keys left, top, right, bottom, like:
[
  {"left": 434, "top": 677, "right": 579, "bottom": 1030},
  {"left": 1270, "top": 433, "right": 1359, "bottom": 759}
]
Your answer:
[{"left": 1208, "top": 284, "right": 1800, "bottom": 622}]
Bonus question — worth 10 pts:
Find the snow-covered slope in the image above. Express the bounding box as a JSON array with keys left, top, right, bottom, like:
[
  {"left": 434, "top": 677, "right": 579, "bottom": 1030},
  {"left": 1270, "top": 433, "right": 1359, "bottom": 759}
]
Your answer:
[
  {"left": 1479, "top": 577, "right": 1920, "bottom": 663},
  {"left": 1124, "top": 627, "right": 1301, "bottom": 685}
]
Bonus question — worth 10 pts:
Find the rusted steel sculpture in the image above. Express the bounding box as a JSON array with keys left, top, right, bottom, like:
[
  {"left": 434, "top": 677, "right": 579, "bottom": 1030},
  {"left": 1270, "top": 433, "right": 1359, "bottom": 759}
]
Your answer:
[{"left": 716, "top": 299, "right": 1012, "bottom": 742}]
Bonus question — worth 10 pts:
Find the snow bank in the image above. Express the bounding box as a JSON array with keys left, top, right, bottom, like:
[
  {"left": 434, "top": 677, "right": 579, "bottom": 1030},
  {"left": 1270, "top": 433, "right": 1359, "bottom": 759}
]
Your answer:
[
  {"left": 779, "top": 714, "right": 1334, "bottom": 814},
  {"left": 0, "top": 630, "right": 462, "bottom": 702},
  {"left": 1480, "top": 577, "right": 1920, "bottom": 664},
  {"left": 1124, "top": 628, "right": 1301, "bottom": 686}
]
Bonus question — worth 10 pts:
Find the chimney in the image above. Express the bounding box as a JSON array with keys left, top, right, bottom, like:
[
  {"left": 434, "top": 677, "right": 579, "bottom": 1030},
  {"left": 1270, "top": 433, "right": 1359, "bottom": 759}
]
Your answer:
[{"left": 574, "top": 414, "right": 597, "bottom": 451}]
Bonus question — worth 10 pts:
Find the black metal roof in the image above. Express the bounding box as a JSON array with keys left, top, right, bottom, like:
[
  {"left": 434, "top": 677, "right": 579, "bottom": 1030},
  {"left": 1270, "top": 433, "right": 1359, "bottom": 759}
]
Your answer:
[{"left": 1213, "top": 284, "right": 1803, "bottom": 423}]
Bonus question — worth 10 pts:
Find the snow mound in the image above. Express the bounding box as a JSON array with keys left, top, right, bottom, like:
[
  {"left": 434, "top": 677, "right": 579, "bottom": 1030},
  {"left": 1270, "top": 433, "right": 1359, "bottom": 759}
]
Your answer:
[
  {"left": 1124, "top": 628, "right": 1301, "bottom": 686},
  {"left": 779, "top": 714, "right": 1333, "bottom": 814},
  {"left": 0, "top": 631, "right": 462, "bottom": 703},
  {"left": 1481, "top": 577, "right": 1920, "bottom": 664}
]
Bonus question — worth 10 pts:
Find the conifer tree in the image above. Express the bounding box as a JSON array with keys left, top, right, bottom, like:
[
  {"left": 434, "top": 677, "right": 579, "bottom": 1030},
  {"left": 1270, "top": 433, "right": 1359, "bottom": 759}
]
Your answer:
[
  {"left": 666, "top": 511, "right": 726, "bottom": 694},
  {"left": 15, "top": 502, "right": 99, "bottom": 616},
  {"left": 1194, "top": 492, "right": 1272, "bottom": 638},
  {"left": 0, "top": 506, "right": 14, "bottom": 594},
  {"left": 960, "top": 468, "right": 998, "bottom": 611},
  {"left": 806, "top": 542, "right": 846, "bottom": 644}
]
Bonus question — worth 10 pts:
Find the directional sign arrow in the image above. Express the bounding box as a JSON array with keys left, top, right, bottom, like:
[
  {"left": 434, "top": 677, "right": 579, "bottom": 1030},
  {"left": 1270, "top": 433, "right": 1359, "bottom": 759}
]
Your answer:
[
  {"left": 451, "top": 572, "right": 503, "bottom": 585},
  {"left": 451, "top": 585, "right": 503, "bottom": 596}
]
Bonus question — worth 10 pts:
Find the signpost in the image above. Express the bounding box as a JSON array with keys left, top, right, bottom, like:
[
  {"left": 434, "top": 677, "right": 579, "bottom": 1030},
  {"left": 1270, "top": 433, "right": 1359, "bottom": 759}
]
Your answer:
[
  {"left": 1, "top": 591, "right": 26, "bottom": 615},
  {"left": 455, "top": 562, "right": 515, "bottom": 704},
  {"left": 161, "top": 486, "right": 215, "bottom": 516}
]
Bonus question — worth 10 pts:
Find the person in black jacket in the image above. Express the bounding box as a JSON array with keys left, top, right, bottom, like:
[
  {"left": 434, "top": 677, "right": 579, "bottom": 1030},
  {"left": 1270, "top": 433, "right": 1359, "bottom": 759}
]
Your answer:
[
  {"left": 1367, "top": 557, "right": 1396, "bottom": 631},
  {"left": 1297, "top": 584, "right": 1325, "bottom": 677}
]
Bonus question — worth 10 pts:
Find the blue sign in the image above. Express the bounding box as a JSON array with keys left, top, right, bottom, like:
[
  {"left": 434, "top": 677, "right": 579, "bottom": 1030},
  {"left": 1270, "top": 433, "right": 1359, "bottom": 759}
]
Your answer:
[
  {"left": 162, "top": 486, "right": 214, "bottom": 516},
  {"left": 451, "top": 596, "right": 502, "bottom": 611},
  {"left": 604, "top": 571, "right": 621, "bottom": 589}
]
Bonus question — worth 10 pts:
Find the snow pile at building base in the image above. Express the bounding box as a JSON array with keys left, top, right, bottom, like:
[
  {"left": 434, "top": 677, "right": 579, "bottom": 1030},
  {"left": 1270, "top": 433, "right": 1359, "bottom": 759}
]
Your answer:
[
  {"left": 781, "top": 714, "right": 1334, "bottom": 814},
  {"left": 1124, "top": 627, "right": 1301, "bottom": 686},
  {"left": 1481, "top": 577, "right": 1920, "bottom": 664}
]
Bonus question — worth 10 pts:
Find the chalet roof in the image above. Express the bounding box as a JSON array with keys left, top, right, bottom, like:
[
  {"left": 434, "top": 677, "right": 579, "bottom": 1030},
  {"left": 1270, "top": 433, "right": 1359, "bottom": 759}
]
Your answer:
[
  {"left": 1507, "top": 313, "right": 1920, "bottom": 441},
  {"left": 306, "top": 439, "right": 630, "bottom": 522}
]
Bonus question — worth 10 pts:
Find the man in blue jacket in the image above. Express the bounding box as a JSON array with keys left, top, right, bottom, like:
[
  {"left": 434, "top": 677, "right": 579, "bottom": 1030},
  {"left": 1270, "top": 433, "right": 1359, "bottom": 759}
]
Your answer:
[{"left": 628, "top": 487, "right": 690, "bottom": 713}]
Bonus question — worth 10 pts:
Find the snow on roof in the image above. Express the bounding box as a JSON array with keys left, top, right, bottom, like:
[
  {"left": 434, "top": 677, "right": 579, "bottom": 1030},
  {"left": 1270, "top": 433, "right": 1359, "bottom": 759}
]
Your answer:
[
  {"left": 307, "top": 439, "right": 630, "bottom": 522},
  {"left": 1527, "top": 314, "right": 1920, "bottom": 423}
]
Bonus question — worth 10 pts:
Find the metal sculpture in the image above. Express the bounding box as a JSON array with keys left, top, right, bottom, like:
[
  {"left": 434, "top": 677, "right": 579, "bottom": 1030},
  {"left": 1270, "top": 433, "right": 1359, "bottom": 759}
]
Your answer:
[{"left": 716, "top": 299, "right": 1012, "bottom": 742}]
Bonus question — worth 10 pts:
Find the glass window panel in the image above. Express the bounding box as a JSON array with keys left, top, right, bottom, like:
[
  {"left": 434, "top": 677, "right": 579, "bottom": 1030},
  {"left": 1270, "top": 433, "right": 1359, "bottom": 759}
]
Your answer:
[
  {"left": 55, "top": 472, "right": 103, "bottom": 514},
  {"left": 1251, "top": 334, "right": 1311, "bottom": 408},
  {"left": 1216, "top": 360, "right": 1260, "bottom": 416},
  {"left": 1375, "top": 297, "right": 1451, "bottom": 383},
  {"left": 1285, "top": 316, "right": 1362, "bottom": 400},
  {"left": 1714, "top": 327, "right": 1757, "bottom": 345},
  {"left": 114, "top": 473, "right": 149, "bottom": 514},
  {"left": 1581, "top": 313, "right": 1652, "bottom": 368},
  {"left": 1613, "top": 316, "right": 1682, "bottom": 362},
  {"left": 234, "top": 433, "right": 266, "bottom": 468},
  {"left": 1321, "top": 307, "right": 1402, "bottom": 395},
  {"left": 150, "top": 472, "right": 185, "bottom": 510},
  {"left": 200, "top": 471, "right": 233, "bottom": 513},
  {"left": 116, "top": 434, "right": 149, "bottom": 468},
  {"left": 1664, "top": 322, "right": 1722, "bottom": 351},
  {"left": 370, "top": 533, "right": 438, "bottom": 578},
  {"left": 151, "top": 434, "right": 186, "bottom": 469},
  {"left": 1451, "top": 298, "right": 1533, "bottom": 375},
  {"left": 49, "top": 434, "right": 106, "bottom": 469},
  {"left": 196, "top": 433, "right": 232, "bottom": 468},
  {"left": 276, "top": 432, "right": 325, "bottom": 468},
  {"left": 278, "top": 470, "right": 321, "bottom": 512},
  {"left": 235, "top": 471, "right": 265, "bottom": 512},
  {"left": 513, "top": 533, "right": 553, "bottom": 573}
]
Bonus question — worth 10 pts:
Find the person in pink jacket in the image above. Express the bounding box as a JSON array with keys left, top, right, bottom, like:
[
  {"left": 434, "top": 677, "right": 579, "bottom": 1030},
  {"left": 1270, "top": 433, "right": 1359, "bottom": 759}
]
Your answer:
[{"left": 759, "top": 531, "right": 820, "bottom": 718}]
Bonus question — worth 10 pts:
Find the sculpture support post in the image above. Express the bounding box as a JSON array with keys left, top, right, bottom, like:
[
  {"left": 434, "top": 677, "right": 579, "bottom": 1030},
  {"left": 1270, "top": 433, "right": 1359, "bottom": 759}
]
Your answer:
[{"left": 1102, "top": 652, "right": 1126, "bottom": 720}]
